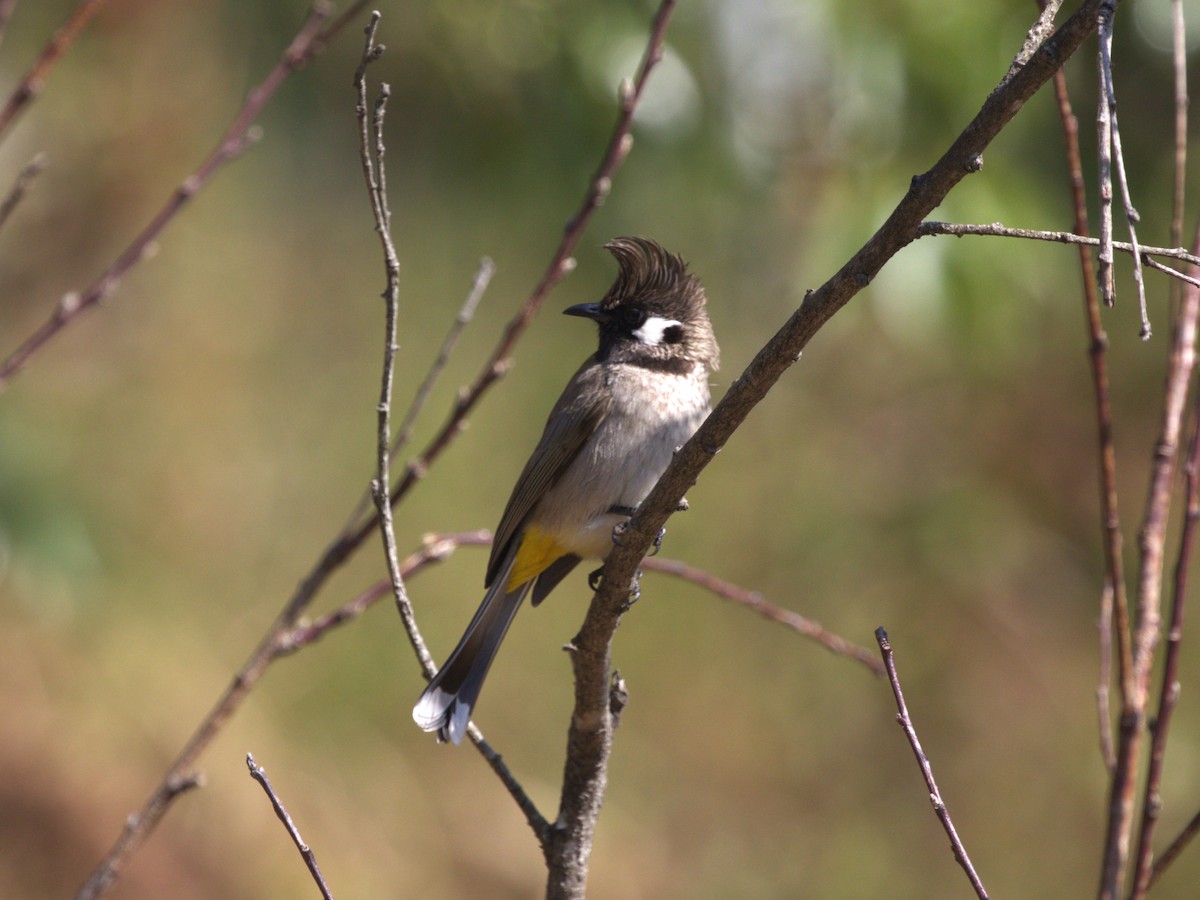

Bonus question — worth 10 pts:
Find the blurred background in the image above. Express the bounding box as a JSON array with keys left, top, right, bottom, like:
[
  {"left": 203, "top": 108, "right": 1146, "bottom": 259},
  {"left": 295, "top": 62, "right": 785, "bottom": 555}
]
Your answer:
[{"left": 2, "top": 0, "right": 1199, "bottom": 896}]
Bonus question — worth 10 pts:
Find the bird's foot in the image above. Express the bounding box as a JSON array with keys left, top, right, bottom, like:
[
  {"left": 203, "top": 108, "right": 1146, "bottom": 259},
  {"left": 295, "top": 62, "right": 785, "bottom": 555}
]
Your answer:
[{"left": 619, "top": 573, "right": 643, "bottom": 611}]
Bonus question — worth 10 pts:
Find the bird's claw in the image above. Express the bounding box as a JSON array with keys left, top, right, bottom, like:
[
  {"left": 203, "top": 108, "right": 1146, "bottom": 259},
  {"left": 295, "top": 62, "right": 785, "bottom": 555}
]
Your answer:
[
  {"left": 619, "top": 573, "right": 643, "bottom": 611},
  {"left": 611, "top": 519, "right": 629, "bottom": 547},
  {"left": 649, "top": 526, "right": 666, "bottom": 556}
]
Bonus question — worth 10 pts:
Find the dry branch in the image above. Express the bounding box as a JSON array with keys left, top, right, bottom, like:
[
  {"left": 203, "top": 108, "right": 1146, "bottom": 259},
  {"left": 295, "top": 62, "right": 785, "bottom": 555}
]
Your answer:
[
  {"left": 0, "top": 151, "right": 45, "bottom": 232},
  {"left": 246, "top": 754, "right": 334, "bottom": 900},
  {"left": 876, "top": 629, "right": 989, "bottom": 899},
  {"left": 0, "top": 0, "right": 111, "bottom": 141}
]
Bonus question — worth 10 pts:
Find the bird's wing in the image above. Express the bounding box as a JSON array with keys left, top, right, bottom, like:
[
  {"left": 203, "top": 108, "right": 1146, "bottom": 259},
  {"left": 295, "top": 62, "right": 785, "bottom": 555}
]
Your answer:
[{"left": 486, "top": 359, "right": 612, "bottom": 585}]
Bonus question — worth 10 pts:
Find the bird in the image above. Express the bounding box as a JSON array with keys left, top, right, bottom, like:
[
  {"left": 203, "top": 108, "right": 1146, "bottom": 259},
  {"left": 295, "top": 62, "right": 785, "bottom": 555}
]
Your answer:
[{"left": 413, "top": 236, "right": 720, "bottom": 744}]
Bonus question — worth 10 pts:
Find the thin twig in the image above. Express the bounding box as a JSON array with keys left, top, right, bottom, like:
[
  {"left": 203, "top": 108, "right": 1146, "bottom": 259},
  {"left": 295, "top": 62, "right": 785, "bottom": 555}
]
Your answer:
[
  {"left": 245, "top": 754, "right": 334, "bottom": 900},
  {"left": 472, "top": 729, "right": 552, "bottom": 848},
  {"left": 0, "top": 2, "right": 338, "bottom": 391},
  {"left": 0, "top": 0, "right": 110, "bottom": 142},
  {"left": 353, "top": 12, "right": 425, "bottom": 671},
  {"left": 916, "top": 221, "right": 1200, "bottom": 268},
  {"left": 1169, "top": 0, "right": 1188, "bottom": 259},
  {"left": 875, "top": 629, "right": 989, "bottom": 899},
  {"left": 0, "top": 151, "right": 46, "bottom": 232},
  {"left": 1005, "top": 0, "right": 1062, "bottom": 83},
  {"left": 1097, "top": 2, "right": 1149, "bottom": 337},
  {"left": 392, "top": 258, "right": 494, "bottom": 462},
  {"left": 1150, "top": 808, "right": 1200, "bottom": 889},
  {"left": 1095, "top": 2, "right": 1116, "bottom": 308},
  {"left": 1144, "top": 256, "right": 1200, "bottom": 291},
  {"left": 277, "top": 531, "right": 492, "bottom": 654},
  {"left": 1047, "top": 52, "right": 1125, "bottom": 772},
  {"left": 642, "top": 557, "right": 884, "bottom": 676}
]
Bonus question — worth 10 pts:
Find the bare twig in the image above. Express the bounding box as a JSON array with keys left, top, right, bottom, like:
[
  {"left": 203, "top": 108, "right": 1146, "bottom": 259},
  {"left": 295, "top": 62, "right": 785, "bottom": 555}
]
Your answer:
[
  {"left": 1005, "top": 0, "right": 1063, "bottom": 83},
  {"left": 245, "top": 754, "right": 334, "bottom": 900},
  {"left": 353, "top": 12, "right": 426, "bottom": 671},
  {"left": 1144, "top": 256, "right": 1200, "bottom": 291},
  {"left": 0, "top": 0, "right": 110, "bottom": 142},
  {"left": 642, "top": 557, "right": 884, "bottom": 676},
  {"left": 471, "top": 729, "right": 552, "bottom": 847},
  {"left": 277, "top": 531, "right": 492, "bottom": 654},
  {"left": 1169, "top": 0, "right": 1188, "bottom": 258},
  {"left": 0, "top": 151, "right": 45, "bottom": 232},
  {"left": 0, "top": 2, "right": 339, "bottom": 391},
  {"left": 916, "top": 221, "right": 1200, "bottom": 269},
  {"left": 1150, "top": 808, "right": 1200, "bottom": 889},
  {"left": 392, "top": 258, "right": 494, "bottom": 462},
  {"left": 875, "top": 628, "right": 989, "bottom": 899},
  {"left": 74, "top": 772, "right": 202, "bottom": 899},
  {"left": 1097, "top": 1, "right": 1149, "bottom": 337},
  {"left": 1095, "top": 3, "right": 1116, "bottom": 308},
  {"left": 1047, "top": 53, "right": 1125, "bottom": 772}
]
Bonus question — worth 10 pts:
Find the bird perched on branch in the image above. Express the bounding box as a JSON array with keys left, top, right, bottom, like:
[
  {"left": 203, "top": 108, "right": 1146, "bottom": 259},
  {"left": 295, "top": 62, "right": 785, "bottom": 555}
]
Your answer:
[{"left": 413, "top": 236, "right": 720, "bottom": 744}]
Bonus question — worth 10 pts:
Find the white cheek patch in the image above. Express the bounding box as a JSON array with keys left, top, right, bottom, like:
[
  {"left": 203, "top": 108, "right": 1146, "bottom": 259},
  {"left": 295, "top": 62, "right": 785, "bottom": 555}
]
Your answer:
[{"left": 632, "top": 316, "right": 682, "bottom": 346}]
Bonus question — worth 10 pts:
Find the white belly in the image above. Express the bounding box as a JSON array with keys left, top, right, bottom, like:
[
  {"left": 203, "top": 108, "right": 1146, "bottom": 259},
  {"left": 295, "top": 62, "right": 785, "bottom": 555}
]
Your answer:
[{"left": 534, "top": 362, "right": 711, "bottom": 560}]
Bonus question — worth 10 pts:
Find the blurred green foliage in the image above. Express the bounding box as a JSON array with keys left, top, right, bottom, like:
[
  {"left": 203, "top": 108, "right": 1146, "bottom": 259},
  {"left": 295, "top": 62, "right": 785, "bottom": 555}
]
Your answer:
[{"left": 1, "top": 0, "right": 1199, "bottom": 897}]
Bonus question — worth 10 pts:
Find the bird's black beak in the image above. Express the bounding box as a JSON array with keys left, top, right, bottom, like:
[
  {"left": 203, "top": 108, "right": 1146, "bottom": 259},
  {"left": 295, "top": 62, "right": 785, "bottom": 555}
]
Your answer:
[{"left": 563, "top": 302, "right": 608, "bottom": 323}]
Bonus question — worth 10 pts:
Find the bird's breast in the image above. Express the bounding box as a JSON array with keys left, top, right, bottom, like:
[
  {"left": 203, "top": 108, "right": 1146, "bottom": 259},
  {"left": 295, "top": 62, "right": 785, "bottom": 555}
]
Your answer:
[{"left": 534, "top": 362, "right": 711, "bottom": 559}]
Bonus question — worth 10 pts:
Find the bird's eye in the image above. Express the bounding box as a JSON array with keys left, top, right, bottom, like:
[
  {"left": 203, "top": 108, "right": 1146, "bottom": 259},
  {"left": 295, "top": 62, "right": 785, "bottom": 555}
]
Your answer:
[{"left": 620, "top": 306, "right": 647, "bottom": 329}]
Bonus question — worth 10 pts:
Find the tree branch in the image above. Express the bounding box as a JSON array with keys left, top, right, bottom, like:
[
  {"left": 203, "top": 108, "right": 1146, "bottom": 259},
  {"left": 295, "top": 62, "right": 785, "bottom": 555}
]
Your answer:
[
  {"left": 0, "top": 151, "right": 45, "bottom": 233},
  {"left": 876, "top": 628, "right": 989, "bottom": 899},
  {"left": 246, "top": 754, "right": 334, "bottom": 900},
  {"left": 1149, "top": 808, "right": 1200, "bottom": 889},
  {"left": 0, "top": 0, "right": 111, "bottom": 142},
  {"left": 1094, "top": 0, "right": 1147, "bottom": 336},
  {"left": 917, "top": 221, "right": 1200, "bottom": 268},
  {"left": 642, "top": 557, "right": 884, "bottom": 676}
]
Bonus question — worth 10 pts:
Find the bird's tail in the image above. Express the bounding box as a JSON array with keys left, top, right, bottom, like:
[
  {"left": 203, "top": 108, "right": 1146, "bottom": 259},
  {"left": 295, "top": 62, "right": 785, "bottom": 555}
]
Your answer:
[{"left": 412, "top": 550, "right": 531, "bottom": 745}]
